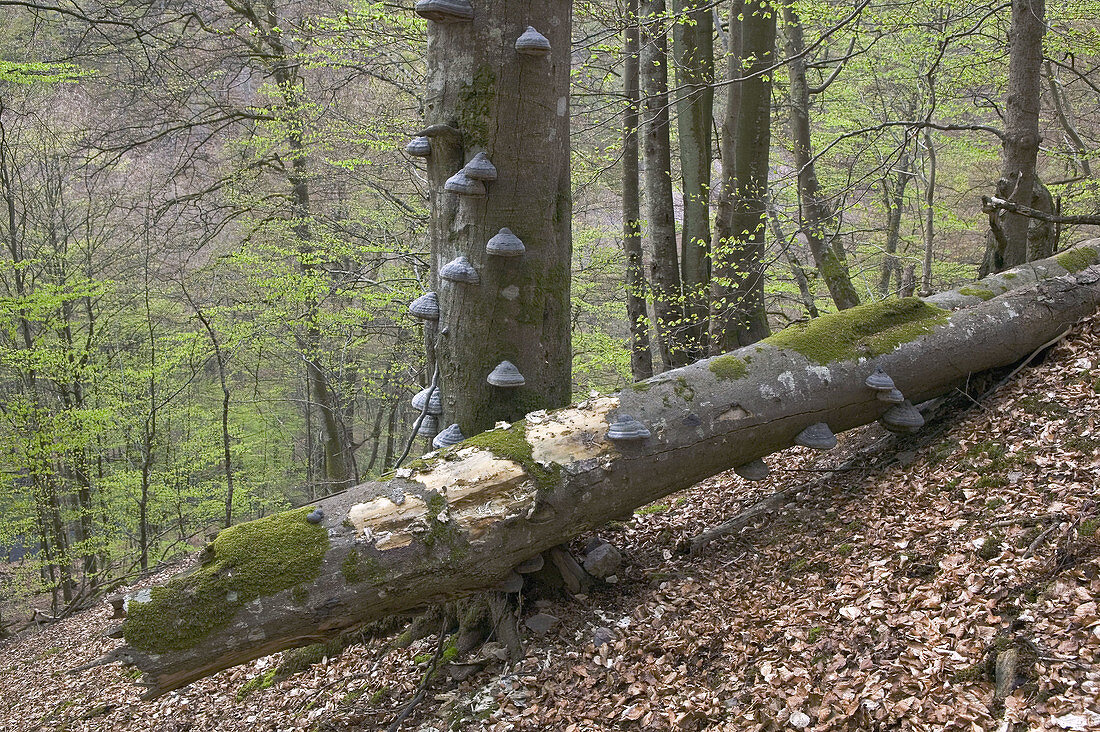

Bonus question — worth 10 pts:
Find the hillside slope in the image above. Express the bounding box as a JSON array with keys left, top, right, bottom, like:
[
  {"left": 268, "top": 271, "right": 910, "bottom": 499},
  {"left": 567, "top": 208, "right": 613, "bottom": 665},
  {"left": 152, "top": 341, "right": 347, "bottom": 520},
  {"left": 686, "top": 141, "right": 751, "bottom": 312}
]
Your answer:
[{"left": 1, "top": 315, "right": 1098, "bottom": 732}]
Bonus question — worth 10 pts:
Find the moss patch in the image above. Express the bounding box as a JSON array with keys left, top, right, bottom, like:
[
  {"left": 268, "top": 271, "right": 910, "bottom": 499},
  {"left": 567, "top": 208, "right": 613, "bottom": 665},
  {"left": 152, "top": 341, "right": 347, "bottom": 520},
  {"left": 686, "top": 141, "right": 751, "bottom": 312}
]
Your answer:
[
  {"left": 958, "top": 286, "right": 995, "bottom": 301},
  {"left": 123, "top": 507, "right": 329, "bottom": 653},
  {"left": 456, "top": 65, "right": 496, "bottom": 150},
  {"left": 462, "top": 420, "right": 562, "bottom": 494},
  {"left": 342, "top": 550, "right": 384, "bottom": 585},
  {"left": 709, "top": 355, "right": 749, "bottom": 381},
  {"left": 763, "top": 297, "right": 950, "bottom": 365},
  {"left": 1056, "top": 245, "right": 1098, "bottom": 273}
]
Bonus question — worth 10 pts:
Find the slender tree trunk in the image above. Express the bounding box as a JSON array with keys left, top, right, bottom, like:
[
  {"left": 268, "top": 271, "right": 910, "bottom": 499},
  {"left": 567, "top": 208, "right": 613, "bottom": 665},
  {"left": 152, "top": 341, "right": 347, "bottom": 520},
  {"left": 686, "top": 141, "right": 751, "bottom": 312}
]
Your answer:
[
  {"left": 782, "top": 0, "right": 860, "bottom": 309},
  {"left": 424, "top": 0, "right": 573, "bottom": 434},
  {"left": 710, "top": 0, "right": 745, "bottom": 355},
  {"left": 673, "top": 0, "right": 714, "bottom": 359},
  {"left": 642, "top": 0, "right": 684, "bottom": 371},
  {"left": 921, "top": 129, "right": 937, "bottom": 295},
  {"left": 768, "top": 203, "right": 819, "bottom": 318},
  {"left": 878, "top": 146, "right": 914, "bottom": 297},
  {"left": 1044, "top": 61, "right": 1092, "bottom": 180},
  {"left": 623, "top": 0, "right": 654, "bottom": 381},
  {"left": 986, "top": 0, "right": 1045, "bottom": 270}
]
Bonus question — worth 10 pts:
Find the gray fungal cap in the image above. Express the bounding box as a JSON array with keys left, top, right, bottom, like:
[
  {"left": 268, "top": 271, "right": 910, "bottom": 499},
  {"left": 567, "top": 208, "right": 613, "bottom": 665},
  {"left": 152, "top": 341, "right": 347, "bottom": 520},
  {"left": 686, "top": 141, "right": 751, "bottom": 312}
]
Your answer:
[
  {"left": 877, "top": 387, "right": 905, "bottom": 404},
  {"left": 408, "top": 291, "right": 440, "bottom": 319},
  {"left": 463, "top": 152, "right": 497, "bottom": 181},
  {"left": 515, "top": 26, "right": 551, "bottom": 55},
  {"left": 606, "top": 414, "right": 651, "bottom": 441},
  {"left": 514, "top": 554, "right": 545, "bottom": 573},
  {"left": 414, "top": 0, "right": 473, "bottom": 23},
  {"left": 865, "top": 367, "right": 896, "bottom": 391},
  {"left": 487, "top": 360, "right": 525, "bottom": 387},
  {"left": 497, "top": 572, "right": 524, "bottom": 593},
  {"left": 440, "top": 256, "right": 480, "bottom": 284},
  {"left": 405, "top": 136, "right": 431, "bottom": 157},
  {"left": 734, "top": 458, "right": 770, "bottom": 481},
  {"left": 486, "top": 227, "right": 525, "bottom": 257},
  {"left": 880, "top": 400, "right": 924, "bottom": 432},
  {"left": 411, "top": 386, "right": 443, "bottom": 415},
  {"left": 795, "top": 422, "right": 837, "bottom": 450},
  {"left": 306, "top": 509, "right": 324, "bottom": 524},
  {"left": 443, "top": 170, "right": 487, "bottom": 196},
  {"left": 416, "top": 414, "right": 439, "bottom": 437},
  {"left": 432, "top": 423, "right": 465, "bottom": 449}
]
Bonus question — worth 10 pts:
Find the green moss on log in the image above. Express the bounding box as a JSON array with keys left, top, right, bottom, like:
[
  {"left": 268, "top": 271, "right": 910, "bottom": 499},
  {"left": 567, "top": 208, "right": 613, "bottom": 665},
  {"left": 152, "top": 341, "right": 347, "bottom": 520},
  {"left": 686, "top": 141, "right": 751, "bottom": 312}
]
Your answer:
[
  {"left": 342, "top": 550, "right": 385, "bottom": 585},
  {"left": 958, "top": 286, "right": 995, "bottom": 301},
  {"left": 462, "top": 420, "right": 562, "bottom": 493},
  {"left": 764, "top": 297, "right": 950, "bottom": 365},
  {"left": 456, "top": 66, "right": 495, "bottom": 150},
  {"left": 123, "top": 508, "right": 329, "bottom": 653},
  {"left": 709, "top": 355, "right": 749, "bottom": 381},
  {"left": 1056, "top": 246, "right": 1098, "bottom": 273}
]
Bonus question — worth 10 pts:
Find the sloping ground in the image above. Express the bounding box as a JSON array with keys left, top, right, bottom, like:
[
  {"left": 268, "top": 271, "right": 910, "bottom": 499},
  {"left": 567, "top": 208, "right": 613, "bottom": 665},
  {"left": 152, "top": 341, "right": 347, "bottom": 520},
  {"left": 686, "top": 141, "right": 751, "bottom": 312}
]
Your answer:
[{"left": 1, "top": 316, "right": 1098, "bottom": 732}]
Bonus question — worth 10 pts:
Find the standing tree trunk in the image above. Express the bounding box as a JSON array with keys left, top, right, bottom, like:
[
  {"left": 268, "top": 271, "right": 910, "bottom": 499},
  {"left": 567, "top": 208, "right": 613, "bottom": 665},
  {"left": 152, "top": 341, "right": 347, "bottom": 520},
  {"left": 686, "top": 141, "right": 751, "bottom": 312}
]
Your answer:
[
  {"left": 985, "top": 0, "right": 1045, "bottom": 271},
  {"left": 423, "top": 0, "right": 572, "bottom": 435},
  {"left": 713, "top": 0, "right": 774, "bottom": 348},
  {"left": 673, "top": 0, "right": 714, "bottom": 359},
  {"left": 781, "top": 0, "right": 860, "bottom": 310},
  {"left": 878, "top": 145, "right": 914, "bottom": 297},
  {"left": 642, "top": 0, "right": 684, "bottom": 372},
  {"left": 921, "top": 129, "right": 937, "bottom": 295},
  {"left": 623, "top": 0, "right": 654, "bottom": 381}
]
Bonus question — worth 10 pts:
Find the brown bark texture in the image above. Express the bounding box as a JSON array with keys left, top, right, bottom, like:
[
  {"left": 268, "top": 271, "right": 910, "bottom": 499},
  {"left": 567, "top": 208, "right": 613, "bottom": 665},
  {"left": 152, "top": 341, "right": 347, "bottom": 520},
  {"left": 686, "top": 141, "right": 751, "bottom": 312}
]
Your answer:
[
  {"left": 107, "top": 244, "right": 1100, "bottom": 698},
  {"left": 424, "top": 0, "right": 573, "bottom": 435}
]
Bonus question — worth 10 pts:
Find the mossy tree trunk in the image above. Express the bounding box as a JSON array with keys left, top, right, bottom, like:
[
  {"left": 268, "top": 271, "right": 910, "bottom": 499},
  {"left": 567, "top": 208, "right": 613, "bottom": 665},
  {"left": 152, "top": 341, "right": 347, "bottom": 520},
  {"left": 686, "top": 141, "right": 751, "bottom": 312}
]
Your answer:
[
  {"left": 108, "top": 245, "right": 1100, "bottom": 698},
  {"left": 423, "top": 0, "right": 573, "bottom": 436}
]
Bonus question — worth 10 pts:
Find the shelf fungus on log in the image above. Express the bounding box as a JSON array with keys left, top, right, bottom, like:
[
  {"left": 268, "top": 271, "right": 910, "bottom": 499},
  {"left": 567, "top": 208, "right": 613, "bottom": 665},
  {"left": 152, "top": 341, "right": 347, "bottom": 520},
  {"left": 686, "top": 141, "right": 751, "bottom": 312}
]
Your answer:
[
  {"left": 795, "top": 422, "right": 837, "bottom": 450},
  {"left": 515, "top": 26, "right": 551, "bottom": 56},
  {"left": 440, "top": 256, "right": 480, "bottom": 284},
  {"left": 877, "top": 388, "right": 905, "bottom": 404},
  {"left": 880, "top": 400, "right": 925, "bottom": 433},
  {"left": 606, "top": 414, "right": 651, "bottom": 440},
  {"left": 486, "top": 228, "right": 525, "bottom": 257},
  {"left": 405, "top": 136, "right": 432, "bottom": 157},
  {"left": 865, "top": 367, "right": 896, "bottom": 391},
  {"left": 412, "top": 387, "right": 444, "bottom": 415},
  {"left": 734, "top": 458, "right": 770, "bottom": 481},
  {"left": 431, "top": 423, "right": 465, "bottom": 449},
  {"left": 413, "top": 0, "right": 473, "bottom": 23},
  {"left": 443, "top": 171, "right": 486, "bottom": 197},
  {"left": 487, "top": 360, "right": 525, "bottom": 387},
  {"left": 416, "top": 415, "right": 440, "bottom": 438},
  {"left": 463, "top": 152, "right": 497, "bottom": 181},
  {"left": 408, "top": 292, "right": 440, "bottom": 320},
  {"left": 96, "top": 250, "right": 1100, "bottom": 698}
]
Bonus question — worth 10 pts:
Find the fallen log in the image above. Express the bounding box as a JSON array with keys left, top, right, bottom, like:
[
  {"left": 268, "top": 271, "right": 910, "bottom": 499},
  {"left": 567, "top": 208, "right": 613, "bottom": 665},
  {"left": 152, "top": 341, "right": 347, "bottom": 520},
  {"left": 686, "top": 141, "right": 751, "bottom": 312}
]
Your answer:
[{"left": 106, "top": 245, "right": 1100, "bottom": 697}]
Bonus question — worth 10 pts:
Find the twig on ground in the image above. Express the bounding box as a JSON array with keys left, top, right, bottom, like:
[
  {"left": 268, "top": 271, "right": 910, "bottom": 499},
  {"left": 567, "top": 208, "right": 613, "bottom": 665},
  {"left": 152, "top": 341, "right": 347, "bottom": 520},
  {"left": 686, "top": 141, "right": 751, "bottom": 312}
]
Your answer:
[{"left": 385, "top": 618, "right": 448, "bottom": 732}]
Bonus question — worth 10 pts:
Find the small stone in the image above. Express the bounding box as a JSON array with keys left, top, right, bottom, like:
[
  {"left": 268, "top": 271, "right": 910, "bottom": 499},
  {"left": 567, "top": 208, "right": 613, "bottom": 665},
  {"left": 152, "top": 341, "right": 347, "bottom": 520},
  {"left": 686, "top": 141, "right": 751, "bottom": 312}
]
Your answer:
[
  {"left": 524, "top": 613, "right": 559, "bottom": 635},
  {"left": 592, "top": 627, "right": 615, "bottom": 647},
  {"left": 583, "top": 542, "right": 622, "bottom": 579}
]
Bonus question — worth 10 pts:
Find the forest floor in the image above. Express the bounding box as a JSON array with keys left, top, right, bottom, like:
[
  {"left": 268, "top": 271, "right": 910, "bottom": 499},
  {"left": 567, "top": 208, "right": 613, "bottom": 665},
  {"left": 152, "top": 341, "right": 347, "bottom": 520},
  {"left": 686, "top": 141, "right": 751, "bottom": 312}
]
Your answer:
[{"left": 1, "top": 317, "right": 1099, "bottom": 732}]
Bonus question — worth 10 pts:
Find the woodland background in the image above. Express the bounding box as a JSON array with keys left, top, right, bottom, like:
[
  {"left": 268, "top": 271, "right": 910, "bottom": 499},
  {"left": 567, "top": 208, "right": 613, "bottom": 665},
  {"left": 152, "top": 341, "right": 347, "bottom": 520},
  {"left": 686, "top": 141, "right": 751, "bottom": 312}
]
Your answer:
[{"left": 0, "top": 0, "right": 1098, "bottom": 624}]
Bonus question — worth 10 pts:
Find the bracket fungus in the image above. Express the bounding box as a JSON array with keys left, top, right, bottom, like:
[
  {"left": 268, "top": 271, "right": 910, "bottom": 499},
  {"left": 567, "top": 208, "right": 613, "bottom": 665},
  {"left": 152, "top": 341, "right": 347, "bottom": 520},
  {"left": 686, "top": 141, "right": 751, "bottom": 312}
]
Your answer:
[
  {"left": 416, "top": 414, "right": 440, "bottom": 437},
  {"left": 408, "top": 291, "right": 440, "bottom": 320},
  {"left": 487, "top": 360, "right": 525, "bottom": 387},
  {"left": 413, "top": 0, "right": 473, "bottom": 23},
  {"left": 411, "top": 386, "right": 444, "bottom": 415},
  {"left": 462, "top": 152, "right": 497, "bottom": 181},
  {"left": 306, "top": 509, "right": 324, "bottom": 524},
  {"left": 880, "top": 400, "right": 925, "bottom": 433},
  {"left": 444, "top": 171, "right": 487, "bottom": 197},
  {"left": 734, "top": 458, "right": 770, "bottom": 482},
  {"left": 497, "top": 572, "right": 524, "bottom": 593},
  {"left": 877, "top": 388, "right": 905, "bottom": 404},
  {"left": 515, "top": 554, "right": 545, "bottom": 574},
  {"left": 865, "top": 367, "right": 896, "bottom": 391},
  {"left": 405, "top": 136, "right": 431, "bottom": 157},
  {"left": 515, "top": 26, "right": 551, "bottom": 56},
  {"left": 795, "top": 422, "right": 837, "bottom": 450},
  {"left": 440, "top": 256, "right": 480, "bottom": 284},
  {"left": 432, "top": 423, "right": 466, "bottom": 449},
  {"left": 606, "top": 414, "right": 651, "bottom": 441},
  {"left": 486, "top": 227, "right": 526, "bottom": 257}
]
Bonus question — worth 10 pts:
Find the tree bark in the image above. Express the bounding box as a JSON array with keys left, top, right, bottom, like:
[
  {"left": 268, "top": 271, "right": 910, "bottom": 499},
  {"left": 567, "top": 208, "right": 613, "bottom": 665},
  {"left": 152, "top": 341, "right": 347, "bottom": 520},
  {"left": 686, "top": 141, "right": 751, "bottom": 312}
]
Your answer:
[
  {"left": 109, "top": 243, "right": 1100, "bottom": 698},
  {"left": 986, "top": 0, "right": 1045, "bottom": 270},
  {"left": 623, "top": 0, "right": 655, "bottom": 382},
  {"left": 781, "top": 0, "right": 861, "bottom": 310},
  {"left": 424, "top": 0, "right": 573, "bottom": 435},
  {"left": 673, "top": 0, "right": 714, "bottom": 359},
  {"left": 878, "top": 146, "right": 914, "bottom": 297},
  {"left": 642, "top": 0, "right": 684, "bottom": 372}
]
